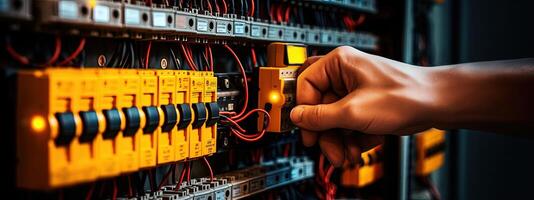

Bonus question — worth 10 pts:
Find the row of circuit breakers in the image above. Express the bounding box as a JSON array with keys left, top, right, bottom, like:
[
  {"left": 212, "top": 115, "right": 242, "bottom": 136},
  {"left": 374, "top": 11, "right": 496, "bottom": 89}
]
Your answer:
[
  {"left": 15, "top": 42, "right": 311, "bottom": 190},
  {"left": 17, "top": 69, "right": 219, "bottom": 190},
  {"left": 0, "top": 0, "right": 377, "bottom": 50}
]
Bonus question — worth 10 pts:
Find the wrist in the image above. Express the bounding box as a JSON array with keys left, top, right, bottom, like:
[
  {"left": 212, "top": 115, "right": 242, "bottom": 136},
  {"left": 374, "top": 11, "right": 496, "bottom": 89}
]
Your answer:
[{"left": 424, "top": 65, "right": 478, "bottom": 130}]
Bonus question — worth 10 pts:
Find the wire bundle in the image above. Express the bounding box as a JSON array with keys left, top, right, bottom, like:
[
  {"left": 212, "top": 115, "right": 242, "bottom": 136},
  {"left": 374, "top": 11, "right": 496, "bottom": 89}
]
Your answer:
[
  {"left": 219, "top": 44, "right": 271, "bottom": 142},
  {"left": 316, "top": 155, "right": 336, "bottom": 200}
]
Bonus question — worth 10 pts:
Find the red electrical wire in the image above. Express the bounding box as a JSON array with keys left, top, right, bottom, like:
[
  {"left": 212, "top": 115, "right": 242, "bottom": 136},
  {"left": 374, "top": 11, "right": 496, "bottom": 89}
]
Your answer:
[
  {"left": 187, "top": 162, "right": 192, "bottom": 183},
  {"left": 284, "top": 5, "right": 291, "bottom": 23},
  {"left": 276, "top": 5, "right": 284, "bottom": 23},
  {"left": 58, "top": 38, "right": 86, "bottom": 66},
  {"left": 127, "top": 175, "right": 133, "bottom": 197},
  {"left": 214, "top": 0, "right": 220, "bottom": 13},
  {"left": 283, "top": 143, "right": 290, "bottom": 157},
  {"left": 222, "top": 44, "right": 248, "bottom": 119},
  {"left": 221, "top": 0, "right": 228, "bottom": 14},
  {"left": 186, "top": 45, "right": 198, "bottom": 70},
  {"left": 203, "top": 157, "right": 214, "bottom": 182},
  {"left": 46, "top": 36, "right": 62, "bottom": 65},
  {"left": 5, "top": 41, "right": 30, "bottom": 65},
  {"left": 175, "top": 162, "right": 188, "bottom": 191},
  {"left": 269, "top": 4, "right": 276, "bottom": 22},
  {"left": 206, "top": 0, "right": 213, "bottom": 12},
  {"left": 85, "top": 182, "right": 95, "bottom": 200},
  {"left": 207, "top": 46, "right": 214, "bottom": 71},
  {"left": 226, "top": 109, "right": 271, "bottom": 142},
  {"left": 250, "top": 48, "right": 257, "bottom": 67},
  {"left": 249, "top": 0, "right": 255, "bottom": 17},
  {"left": 112, "top": 179, "right": 118, "bottom": 200},
  {"left": 180, "top": 44, "right": 198, "bottom": 71},
  {"left": 145, "top": 41, "right": 152, "bottom": 69}
]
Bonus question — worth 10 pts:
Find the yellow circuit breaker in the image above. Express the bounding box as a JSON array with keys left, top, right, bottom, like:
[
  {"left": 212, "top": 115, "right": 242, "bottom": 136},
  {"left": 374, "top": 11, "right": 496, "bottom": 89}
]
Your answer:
[
  {"left": 138, "top": 70, "right": 161, "bottom": 168},
  {"left": 95, "top": 69, "right": 123, "bottom": 178},
  {"left": 189, "top": 71, "right": 205, "bottom": 158},
  {"left": 116, "top": 69, "right": 143, "bottom": 173},
  {"left": 202, "top": 71, "right": 218, "bottom": 156},
  {"left": 258, "top": 43, "right": 307, "bottom": 132},
  {"left": 175, "top": 70, "right": 191, "bottom": 161},
  {"left": 416, "top": 128, "right": 446, "bottom": 176},
  {"left": 157, "top": 70, "right": 178, "bottom": 164},
  {"left": 341, "top": 145, "right": 383, "bottom": 188}
]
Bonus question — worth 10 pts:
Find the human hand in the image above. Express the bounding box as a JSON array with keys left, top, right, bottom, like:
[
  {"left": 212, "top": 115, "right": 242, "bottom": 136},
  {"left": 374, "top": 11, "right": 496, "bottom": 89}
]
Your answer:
[{"left": 291, "top": 46, "right": 439, "bottom": 166}]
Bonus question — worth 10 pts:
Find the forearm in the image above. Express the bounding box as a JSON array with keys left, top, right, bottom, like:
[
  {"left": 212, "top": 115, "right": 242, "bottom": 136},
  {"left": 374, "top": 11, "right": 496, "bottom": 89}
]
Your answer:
[{"left": 428, "top": 58, "right": 534, "bottom": 131}]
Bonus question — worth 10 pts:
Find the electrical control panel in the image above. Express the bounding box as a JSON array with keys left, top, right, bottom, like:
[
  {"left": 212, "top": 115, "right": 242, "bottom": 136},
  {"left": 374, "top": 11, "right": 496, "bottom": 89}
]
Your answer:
[{"left": 0, "top": 0, "right": 442, "bottom": 199}]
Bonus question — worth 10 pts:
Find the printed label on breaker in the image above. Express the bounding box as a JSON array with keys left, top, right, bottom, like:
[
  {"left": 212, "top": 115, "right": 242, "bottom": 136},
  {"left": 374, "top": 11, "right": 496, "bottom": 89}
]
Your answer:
[
  {"left": 197, "top": 19, "right": 208, "bottom": 32},
  {"left": 251, "top": 26, "right": 261, "bottom": 37},
  {"left": 175, "top": 15, "right": 187, "bottom": 29},
  {"left": 59, "top": 1, "right": 78, "bottom": 19},
  {"left": 216, "top": 22, "right": 227, "bottom": 33},
  {"left": 152, "top": 12, "right": 166, "bottom": 27},
  {"left": 269, "top": 28, "right": 281, "bottom": 38},
  {"left": 124, "top": 8, "right": 140, "bottom": 25},
  {"left": 93, "top": 5, "right": 110, "bottom": 23},
  {"left": 234, "top": 22, "right": 245, "bottom": 34}
]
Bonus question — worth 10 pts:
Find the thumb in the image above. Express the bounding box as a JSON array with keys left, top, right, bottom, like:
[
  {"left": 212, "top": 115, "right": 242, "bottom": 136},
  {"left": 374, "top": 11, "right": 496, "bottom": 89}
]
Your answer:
[{"left": 290, "top": 103, "right": 342, "bottom": 131}]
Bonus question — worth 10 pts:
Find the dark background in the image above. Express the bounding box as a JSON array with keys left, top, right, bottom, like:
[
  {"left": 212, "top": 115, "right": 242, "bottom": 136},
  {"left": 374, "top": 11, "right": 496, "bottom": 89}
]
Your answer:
[{"left": 429, "top": 0, "right": 534, "bottom": 199}]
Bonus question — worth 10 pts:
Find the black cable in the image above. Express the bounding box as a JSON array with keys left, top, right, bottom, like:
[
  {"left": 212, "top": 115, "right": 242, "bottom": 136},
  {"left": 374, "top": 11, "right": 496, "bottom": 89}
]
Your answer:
[
  {"left": 129, "top": 42, "right": 135, "bottom": 68},
  {"left": 243, "top": 0, "right": 248, "bottom": 17},
  {"left": 107, "top": 42, "right": 121, "bottom": 67},
  {"left": 239, "top": 0, "right": 244, "bottom": 16},
  {"left": 255, "top": 0, "right": 259, "bottom": 18},
  {"left": 136, "top": 41, "right": 144, "bottom": 68},
  {"left": 201, "top": 49, "right": 210, "bottom": 71},
  {"left": 118, "top": 42, "right": 128, "bottom": 68},
  {"left": 170, "top": 48, "right": 180, "bottom": 69},
  {"left": 230, "top": 0, "right": 235, "bottom": 14}
]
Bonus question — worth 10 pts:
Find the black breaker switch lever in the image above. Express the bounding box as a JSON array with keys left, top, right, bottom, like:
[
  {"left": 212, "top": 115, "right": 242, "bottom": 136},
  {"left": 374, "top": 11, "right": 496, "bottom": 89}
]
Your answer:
[
  {"left": 79, "top": 111, "right": 99, "bottom": 143},
  {"left": 205, "top": 102, "right": 220, "bottom": 126},
  {"left": 54, "top": 112, "right": 77, "bottom": 146},
  {"left": 192, "top": 103, "right": 207, "bottom": 128},
  {"left": 161, "top": 104, "right": 178, "bottom": 132},
  {"left": 122, "top": 107, "right": 141, "bottom": 136},
  {"left": 103, "top": 109, "right": 121, "bottom": 139},
  {"left": 142, "top": 106, "right": 160, "bottom": 133},
  {"left": 177, "top": 104, "right": 192, "bottom": 129}
]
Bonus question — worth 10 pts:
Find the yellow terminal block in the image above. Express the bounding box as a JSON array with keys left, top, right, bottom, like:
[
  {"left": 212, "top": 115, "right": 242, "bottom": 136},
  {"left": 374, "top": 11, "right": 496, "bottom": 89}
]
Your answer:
[
  {"left": 95, "top": 69, "right": 123, "bottom": 177},
  {"left": 189, "top": 71, "right": 205, "bottom": 158},
  {"left": 16, "top": 68, "right": 95, "bottom": 189},
  {"left": 258, "top": 43, "right": 306, "bottom": 132},
  {"left": 341, "top": 145, "right": 383, "bottom": 188},
  {"left": 416, "top": 128, "right": 446, "bottom": 176},
  {"left": 202, "top": 71, "right": 218, "bottom": 156},
  {"left": 156, "top": 70, "right": 178, "bottom": 164},
  {"left": 116, "top": 69, "right": 143, "bottom": 173},
  {"left": 174, "top": 70, "right": 191, "bottom": 161},
  {"left": 138, "top": 70, "right": 160, "bottom": 168}
]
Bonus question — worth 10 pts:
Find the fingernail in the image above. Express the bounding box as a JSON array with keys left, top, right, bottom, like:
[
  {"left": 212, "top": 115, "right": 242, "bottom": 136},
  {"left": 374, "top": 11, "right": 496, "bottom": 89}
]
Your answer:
[{"left": 290, "top": 106, "right": 304, "bottom": 123}]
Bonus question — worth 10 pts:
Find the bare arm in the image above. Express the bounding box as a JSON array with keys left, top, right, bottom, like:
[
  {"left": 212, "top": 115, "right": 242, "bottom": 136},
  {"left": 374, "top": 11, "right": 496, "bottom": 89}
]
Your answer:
[{"left": 290, "top": 46, "right": 534, "bottom": 165}]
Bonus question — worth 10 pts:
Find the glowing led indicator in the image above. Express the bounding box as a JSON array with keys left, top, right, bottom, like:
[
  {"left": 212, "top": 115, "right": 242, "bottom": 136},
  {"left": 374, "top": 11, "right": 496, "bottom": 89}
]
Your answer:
[
  {"left": 31, "top": 115, "right": 46, "bottom": 132},
  {"left": 269, "top": 91, "right": 280, "bottom": 103}
]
